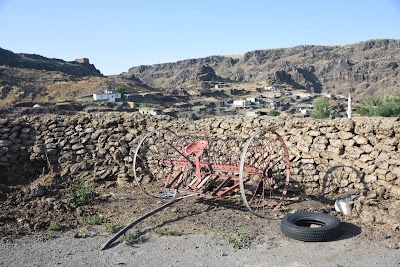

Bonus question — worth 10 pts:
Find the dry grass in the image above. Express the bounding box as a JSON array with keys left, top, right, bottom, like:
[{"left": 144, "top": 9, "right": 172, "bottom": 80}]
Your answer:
[{"left": 0, "top": 66, "right": 153, "bottom": 107}]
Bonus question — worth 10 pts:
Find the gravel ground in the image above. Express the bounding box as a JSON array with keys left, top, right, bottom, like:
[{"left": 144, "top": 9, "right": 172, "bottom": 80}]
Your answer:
[
  {"left": 1, "top": 224, "right": 399, "bottom": 267},
  {"left": 1, "top": 186, "right": 399, "bottom": 267}
]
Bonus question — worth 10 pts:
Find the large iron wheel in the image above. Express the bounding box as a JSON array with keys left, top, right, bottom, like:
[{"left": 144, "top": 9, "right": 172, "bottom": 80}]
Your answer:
[
  {"left": 239, "top": 129, "right": 290, "bottom": 217},
  {"left": 133, "top": 128, "right": 198, "bottom": 197}
]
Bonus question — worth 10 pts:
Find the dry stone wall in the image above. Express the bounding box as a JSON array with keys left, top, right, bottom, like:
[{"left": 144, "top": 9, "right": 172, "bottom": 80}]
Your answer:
[{"left": 0, "top": 113, "right": 399, "bottom": 201}]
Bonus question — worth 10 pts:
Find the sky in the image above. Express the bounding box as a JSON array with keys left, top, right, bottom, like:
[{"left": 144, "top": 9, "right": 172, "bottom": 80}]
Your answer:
[{"left": 1, "top": 0, "right": 400, "bottom": 75}]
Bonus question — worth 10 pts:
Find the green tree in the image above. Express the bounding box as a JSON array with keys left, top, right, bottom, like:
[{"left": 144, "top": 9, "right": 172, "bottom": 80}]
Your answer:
[
  {"left": 311, "top": 96, "right": 331, "bottom": 119},
  {"left": 357, "top": 94, "right": 400, "bottom": 117},
  {"left": 115, "top": 86, "right": 125, "bottom": 94}
]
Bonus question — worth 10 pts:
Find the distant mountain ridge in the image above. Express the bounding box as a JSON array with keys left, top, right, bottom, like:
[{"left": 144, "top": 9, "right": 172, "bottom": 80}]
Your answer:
[
  {"left": 0, "top": 47, "right": 102, "bottom": 77},
  {"left": 124, "top": 39, "right": 400, "bottom": 99}
]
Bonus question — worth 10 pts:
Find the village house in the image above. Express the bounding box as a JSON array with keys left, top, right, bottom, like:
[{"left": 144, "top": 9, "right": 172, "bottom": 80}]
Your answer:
[
  {"left": 246, "top": 97, "right": 258, "bottom": 103},
  {"left": 264, "top": 85, "right": 277, "bottom": 91},
  {"left": 92, "top": 89, "right": 121, "bottom": 103},
  {"left": 214, "top": 83, "right": 230, "bottom": 89},
  {"left": 295, "top": 104, "right": 313, "bottom": 116},
  {"left": 138, "top": 107, "right": 161, "bottom": 116},
  {"left": 292, "top": 90, "right": 314, "bottom": 99},
  {"left": 259, "top": 98, "right": 279, "bottom": 109},
  {"left": 233, "top": 100, "right": 251, "bottom": 107}
]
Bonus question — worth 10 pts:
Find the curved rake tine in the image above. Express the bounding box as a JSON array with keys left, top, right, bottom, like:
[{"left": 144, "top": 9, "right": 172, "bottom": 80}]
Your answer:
[{"left": 100, "top": 193, "right": 199, "bottom": 250}]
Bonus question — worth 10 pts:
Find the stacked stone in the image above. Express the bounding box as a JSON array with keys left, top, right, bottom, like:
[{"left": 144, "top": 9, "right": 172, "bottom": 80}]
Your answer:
[
  {"left": 0, "top": 117, "right": 35, "bottom": 184},
  {"left": 0, "top": 114, "right": 399, "bottom": 201}
]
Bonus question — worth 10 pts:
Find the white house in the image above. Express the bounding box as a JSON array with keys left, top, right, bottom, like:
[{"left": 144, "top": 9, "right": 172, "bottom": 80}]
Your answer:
[
  {"left": 264, "top": 85, "right": 277, "bottom": 91},
  {"left": 246, "top": 110, "right": 259, "bottom": 117},
  {"left": 246, "top": 97, "right": 258, "bottom": 103},
  {"left": 138, "top": 108, "right": 160, "bottom": 116},
  {"left": 300, "top": 108, "right": 312, "bottom": 116},
  {"left": 93, "top": 89, "right": 121, "bottom": 103},
  {"left": 293, "top": 91, "right": 313, "bottom": 98},
  {"left": 233, "top": 100, "right": 250, "bottom": 107}
]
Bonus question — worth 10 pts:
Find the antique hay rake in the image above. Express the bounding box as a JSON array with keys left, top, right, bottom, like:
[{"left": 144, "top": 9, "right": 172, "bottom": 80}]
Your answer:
[
  {"left": 101, "top": 127, "right": 290, "bottom": 250},
  {"left": 133, "top": 127, "right": 290, "bottom": 217}
]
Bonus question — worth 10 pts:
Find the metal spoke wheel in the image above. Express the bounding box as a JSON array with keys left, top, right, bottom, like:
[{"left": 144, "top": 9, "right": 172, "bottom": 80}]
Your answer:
[
  {"left": 239, "top": 129, "right": 290, "bottom": 217},
  {"left": 133, "top": 128, "right": 199, "bottom": 197}
]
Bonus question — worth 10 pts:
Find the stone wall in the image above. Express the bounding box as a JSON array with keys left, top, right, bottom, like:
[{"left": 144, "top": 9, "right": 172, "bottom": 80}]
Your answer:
[{"left": 1, "top": 113, "right": 399, "bottom": 201}]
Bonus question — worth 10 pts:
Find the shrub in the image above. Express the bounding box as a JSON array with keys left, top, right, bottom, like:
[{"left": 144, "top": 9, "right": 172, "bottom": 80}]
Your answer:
[
  {"left": 68, "top": 175, "right": 95, "bottom": 206},
  {"left": 268, "top": 110, "right": 279, "bottom": 117},
  {"left": 116, "top": 86, "right": 125, "bottom": 94},
  {"left": 86, "top": 214, "right": 103, "bottom": 225},
  {"left": 48, "top": 221, "right": 62, "bottom": 231}
]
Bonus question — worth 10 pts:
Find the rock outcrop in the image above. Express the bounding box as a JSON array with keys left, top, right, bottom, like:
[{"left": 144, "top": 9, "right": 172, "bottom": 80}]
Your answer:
[{"left": 0, "top": 47, "right": 102, "bottom": 77}]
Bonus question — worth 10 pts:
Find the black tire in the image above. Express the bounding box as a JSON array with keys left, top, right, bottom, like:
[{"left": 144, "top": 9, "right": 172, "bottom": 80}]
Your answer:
[{"left": 281, "top": 211, "right": 341, "bottom": 242}]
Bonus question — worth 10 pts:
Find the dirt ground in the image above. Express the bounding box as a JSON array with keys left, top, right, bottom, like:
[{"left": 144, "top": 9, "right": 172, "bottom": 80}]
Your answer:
[{"left": 1, "top": 176, "right": 400, "bottom": 266}]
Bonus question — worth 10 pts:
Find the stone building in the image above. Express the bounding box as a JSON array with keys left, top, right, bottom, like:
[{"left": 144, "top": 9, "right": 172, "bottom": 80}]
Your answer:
[{"left": 75, "top": 58, "right": 89, "bottom": 64}]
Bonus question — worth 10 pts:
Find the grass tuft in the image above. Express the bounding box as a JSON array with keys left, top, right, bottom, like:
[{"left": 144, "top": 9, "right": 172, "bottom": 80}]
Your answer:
[
  {"left": 48, "top": 221, "right": 62, "bottom": 231},
  {"left": 153, "top": 227, "right": 184, "bottom": 237},
  {"left": 86, "top": 214, "right": 103, "bottom": 225},
  {"left": 74, "top": 228, "right": 90, "bottom": 238},
  {"left": 102, "top": 223, "right": 120, "bottom": 234},
  {"left": 123, "top": 231, "right": 144, "bottom": 246}
]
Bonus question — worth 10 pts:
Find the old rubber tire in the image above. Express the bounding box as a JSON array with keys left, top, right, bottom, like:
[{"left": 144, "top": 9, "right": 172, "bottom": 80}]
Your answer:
[{"left": 281, "top": 211, "right": 341, "bottom": 242}]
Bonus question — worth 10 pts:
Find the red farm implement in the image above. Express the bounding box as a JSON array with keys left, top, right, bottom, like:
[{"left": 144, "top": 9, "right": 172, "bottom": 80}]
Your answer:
[
  {"left": 101, "top": 127, "right": 290, "bottom": 249},
  {"left": 133, "top": 127, "right": 290, "bottom": 217}
]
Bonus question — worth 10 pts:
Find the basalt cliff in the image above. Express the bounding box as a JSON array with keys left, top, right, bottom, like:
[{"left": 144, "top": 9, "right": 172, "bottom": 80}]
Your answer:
[{"left": 125, "top": 39, "right": 400, "bottom": 99}]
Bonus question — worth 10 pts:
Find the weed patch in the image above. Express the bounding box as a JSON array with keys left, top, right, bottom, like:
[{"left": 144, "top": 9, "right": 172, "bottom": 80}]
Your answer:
[
  {"left": 225, "top": 224, "right": 250, "bottom": 249},
  {"left": 74, "top": 228, "right": 90, "bottom": 238},
  {"left": 86, "top": 214, "right": 103, "bottom": 225},
  {"left": 153, "top": 227, "right": 184, "bottom": 237},
  {"left": 48, "top": 221, "right": 62, "bottom": 231},
  {"left": 123, "top": 231, "right": 146, "bottom": 246},
  {"left": 68, "top": 175, "right": 95, "bottom": 206},
  {"left": 102, "top": 223, "right": 120, "bottom": 234}
]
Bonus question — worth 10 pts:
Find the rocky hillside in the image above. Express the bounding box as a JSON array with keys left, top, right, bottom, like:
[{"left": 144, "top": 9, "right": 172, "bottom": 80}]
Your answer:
[
  {"left": 125, "top": 39, "right": 400, "bottom": 99},
  {"left": 0, "top": 48, "right": 151, "bottom": 107},
  {"left": 0, "top": 47, "right": 102, "bottom": 77}
]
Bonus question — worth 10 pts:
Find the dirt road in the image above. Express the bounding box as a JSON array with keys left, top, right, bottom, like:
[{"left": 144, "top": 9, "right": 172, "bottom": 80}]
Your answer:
[{"left": 1, "top": 221, "right": 399, "bottom": 267}]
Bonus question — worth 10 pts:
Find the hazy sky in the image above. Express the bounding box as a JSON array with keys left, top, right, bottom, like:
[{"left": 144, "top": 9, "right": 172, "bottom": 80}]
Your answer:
[{"left": 1, "top": 0, "right": 400, "bottom": 75}]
